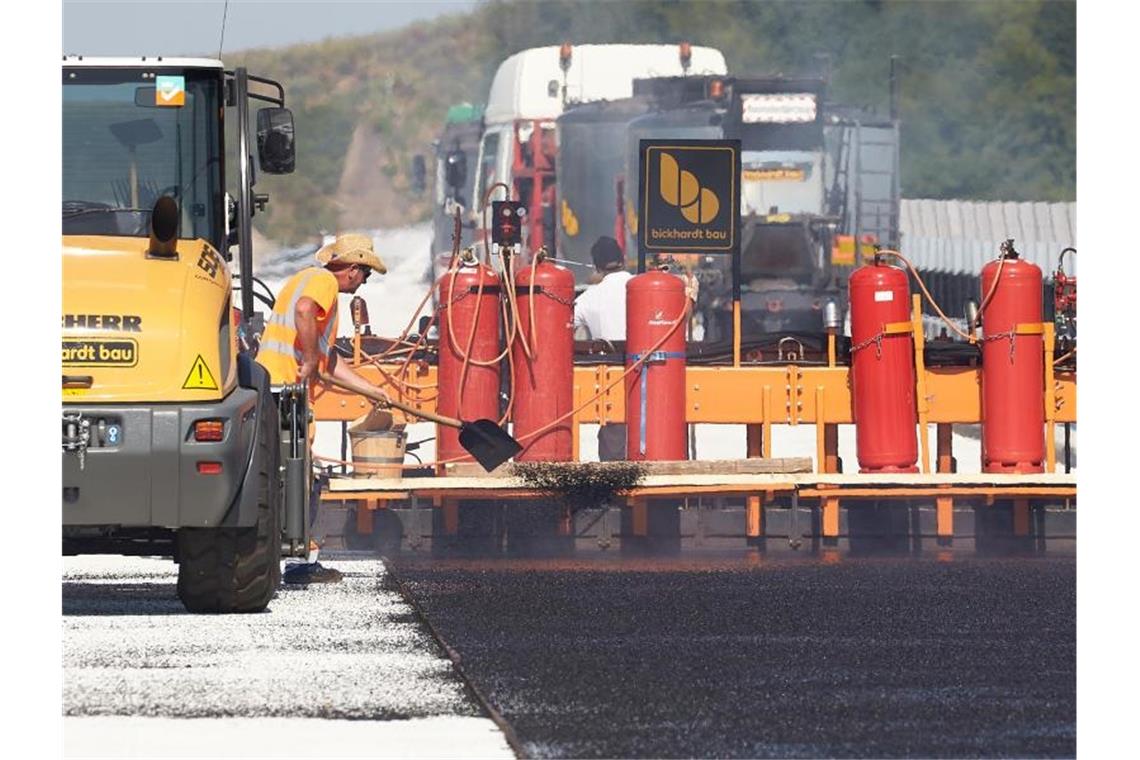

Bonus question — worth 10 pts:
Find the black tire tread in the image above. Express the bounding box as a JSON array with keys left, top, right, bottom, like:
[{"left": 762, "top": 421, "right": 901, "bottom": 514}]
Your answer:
[{"left": 176, "top": 400, "right": 281, "bottom": 613}]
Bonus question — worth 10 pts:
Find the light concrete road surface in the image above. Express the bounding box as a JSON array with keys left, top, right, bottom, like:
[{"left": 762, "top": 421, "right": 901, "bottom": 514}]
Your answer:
[{"left": 62, "top": 556, "right": 514, "bottom": 759}]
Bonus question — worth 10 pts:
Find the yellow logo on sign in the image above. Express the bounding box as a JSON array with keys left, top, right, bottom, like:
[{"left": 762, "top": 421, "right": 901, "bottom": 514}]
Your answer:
[
  {"left": 561, "top": 199, "right": 580, "bottom": 237},
  {"left": 743, "top": 167, "right": 806, "bottom": 182},
  {"left": 182, "top": 355, "right": 219, "bottom": 390},
  {"left": 659, "top": 152, "right": 720, "bottom": 224}
]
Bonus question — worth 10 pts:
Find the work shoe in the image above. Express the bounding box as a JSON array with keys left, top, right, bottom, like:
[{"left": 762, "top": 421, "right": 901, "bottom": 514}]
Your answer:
[{"left": 283, "top": 561, "right": 343, "bottom": 585}]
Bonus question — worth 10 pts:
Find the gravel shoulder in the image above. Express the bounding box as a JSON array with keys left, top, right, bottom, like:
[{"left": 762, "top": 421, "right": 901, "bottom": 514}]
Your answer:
[{"left": 62, "top": 555, "right": 512, "bottom": 758}]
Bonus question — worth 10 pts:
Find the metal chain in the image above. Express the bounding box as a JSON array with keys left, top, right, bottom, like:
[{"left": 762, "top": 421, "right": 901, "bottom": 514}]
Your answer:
[
  {"left": 849, "top": 331, "right": 885, "bottom": 359},
  {"left": 981, "top": 330, "right": 1019, "bottom": 361},
  {"left": 537, "top": 288, "right": 575, "bottom": 308},
  {"left": 435, "top": 288, "right": 471, "bottom": 311}
]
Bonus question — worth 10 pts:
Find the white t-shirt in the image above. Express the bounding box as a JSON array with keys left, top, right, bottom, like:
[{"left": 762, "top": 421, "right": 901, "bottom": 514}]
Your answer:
[{"left": 573, "top": 271, "right": 634, "bottom": 341}]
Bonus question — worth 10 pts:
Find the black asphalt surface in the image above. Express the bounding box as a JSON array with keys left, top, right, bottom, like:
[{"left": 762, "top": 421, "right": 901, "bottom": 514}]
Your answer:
[{"left": 390, "top": 553, "right": 1075, "bottom": 758}]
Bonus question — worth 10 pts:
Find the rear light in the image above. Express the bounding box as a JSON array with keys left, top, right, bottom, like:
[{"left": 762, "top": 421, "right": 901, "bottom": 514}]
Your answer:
[
  {"left": 194, "top": 420, "right": 225, "bottom": 442},
  {"left": 197, "top": 462, "right": 223, "bottom": 475}
]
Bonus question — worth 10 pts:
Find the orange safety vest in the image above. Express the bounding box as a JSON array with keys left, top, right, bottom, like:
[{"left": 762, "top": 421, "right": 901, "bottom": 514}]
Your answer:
[{"left": 257, "top": 267, "right": 340, "bottom": 385}]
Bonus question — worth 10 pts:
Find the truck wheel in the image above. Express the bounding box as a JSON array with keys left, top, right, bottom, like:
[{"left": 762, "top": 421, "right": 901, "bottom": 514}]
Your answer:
[{"left": 176, "top": 402, "right": 282, "bottom": 613}]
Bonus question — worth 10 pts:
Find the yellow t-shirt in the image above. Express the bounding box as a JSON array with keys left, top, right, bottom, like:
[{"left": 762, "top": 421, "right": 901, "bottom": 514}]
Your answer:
[{"left": 256, "top": 267, "right": 340, "bottom": 385}]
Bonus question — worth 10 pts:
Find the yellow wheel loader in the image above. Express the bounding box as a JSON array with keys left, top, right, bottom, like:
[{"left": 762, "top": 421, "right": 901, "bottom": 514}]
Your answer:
[{"left": 62, "top": 58, "right": 311, "bottom": 613}]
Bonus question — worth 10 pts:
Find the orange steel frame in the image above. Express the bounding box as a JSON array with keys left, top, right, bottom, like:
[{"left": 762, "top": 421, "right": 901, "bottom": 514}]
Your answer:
[{"left": 313, "top": 296, "right": 1076, "bottom": 540}]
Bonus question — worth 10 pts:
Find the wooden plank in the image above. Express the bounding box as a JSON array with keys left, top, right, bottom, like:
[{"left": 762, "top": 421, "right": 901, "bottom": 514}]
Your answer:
[
  {"left": 441, "top": 462, "right": 513, "bottom": 478},
  {"left": 637, "top": 458, "right": 812, "bottom": 475},
  {"left": 809, "top": 472, "right": 1076, "bottom": 487},
  {"left": 442, "top": 457, "right": 813, "bottom": 479},
  {"left": 329, "top": 472, "right": 803, "bottom": 493},
  {"left": 330, "top": 470, "right": 1076, "bottom": 493},
  {"left": 800, "top": 486, "right": 1075, "bottom": 498}
]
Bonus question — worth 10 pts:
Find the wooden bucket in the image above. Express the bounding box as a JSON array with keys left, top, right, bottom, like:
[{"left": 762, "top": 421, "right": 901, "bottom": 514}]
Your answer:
[{"left": 349, "top": 429, "right": 406, "bottom": 479}]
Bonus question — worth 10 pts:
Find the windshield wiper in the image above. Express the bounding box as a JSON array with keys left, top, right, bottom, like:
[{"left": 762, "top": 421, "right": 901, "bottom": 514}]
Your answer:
[{"left": 62, "top": 201, "right": 151, "bottom": 219}]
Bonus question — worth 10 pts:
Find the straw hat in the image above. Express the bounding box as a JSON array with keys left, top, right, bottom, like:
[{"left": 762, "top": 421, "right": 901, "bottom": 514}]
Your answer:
[{"left": 315, "top": 233, "right": 387, "bottom": 274}]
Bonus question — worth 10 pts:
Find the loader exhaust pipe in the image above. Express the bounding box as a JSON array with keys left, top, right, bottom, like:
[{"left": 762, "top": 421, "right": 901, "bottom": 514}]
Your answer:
[{"left": 148, "top": 195, "right": 179, "bottom": 258}]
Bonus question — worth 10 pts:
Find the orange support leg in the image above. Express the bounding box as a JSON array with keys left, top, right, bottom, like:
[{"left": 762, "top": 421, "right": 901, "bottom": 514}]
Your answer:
[
  {"left": 443, "top": 499, "right": 459, "bottom": 536},
  {"left": 1013, "top": 498, "right": 1030, "bottom": 537},
  {"left": 936, "top": 426, "right": 954, "bottom": 540},
  {"left": 746, "top": 423, "right": 764, "bottom": 538},
  {"left": 936, "top": 495, "right": 953, "bottom": 539},
  {"left": 355, "top": 500, "right": 374, "bottom": 535},
  {"left": 746, "top": 495, "right": 764, "bottom": 538},
  {"left": 559, "top": 508, "right": 572, "bottom": 537},
  {"left": 632, "top": 498, "right": 648, "bottom": 538},
  {"left": 824, "top": 424, "right": 839, "bottom": 474},
  {"left": 822, "top": 496, "right": 840, "bottom": 538},
  {"left": 936, "top": 424, "right": 954, "bottom": 473}
]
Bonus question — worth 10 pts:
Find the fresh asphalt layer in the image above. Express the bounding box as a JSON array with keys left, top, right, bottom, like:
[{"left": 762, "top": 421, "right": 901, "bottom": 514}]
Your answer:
[
  {"left": 390, "top": 553, "right": 1076, "bottom": 758},
  {"left": 62, "top": 556, "right": 513, "bottom": 758}
]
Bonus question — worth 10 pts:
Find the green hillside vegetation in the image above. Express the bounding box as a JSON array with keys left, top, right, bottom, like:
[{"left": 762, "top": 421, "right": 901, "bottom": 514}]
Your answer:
[{"left": 226, "top": 0, "right": 1075, "bottom": 245}]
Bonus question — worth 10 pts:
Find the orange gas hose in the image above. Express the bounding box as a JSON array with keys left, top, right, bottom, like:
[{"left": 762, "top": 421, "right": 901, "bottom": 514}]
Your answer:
[{"left": 876, "top": 249, "right": 974, "bottom": 342}]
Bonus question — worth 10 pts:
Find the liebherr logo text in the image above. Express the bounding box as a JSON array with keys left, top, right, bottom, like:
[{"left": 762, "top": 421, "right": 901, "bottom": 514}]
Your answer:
[{"left": 61, "top": 314, "right": 142, "bottom": 332}]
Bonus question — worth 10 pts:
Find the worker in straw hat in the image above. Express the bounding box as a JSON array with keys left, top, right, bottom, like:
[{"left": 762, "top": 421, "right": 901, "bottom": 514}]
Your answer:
[
  {"left": 258, "top": 232, "right": 387, "bottom": 393},
  {"left": 257, "top": 233, "right": 389, "bottom": 582}
]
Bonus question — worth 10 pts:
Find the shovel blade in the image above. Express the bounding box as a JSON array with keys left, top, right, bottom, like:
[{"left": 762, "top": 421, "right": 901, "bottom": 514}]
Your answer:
[{"left": 458, "top": 419, "right": 522, "bottom": 472}]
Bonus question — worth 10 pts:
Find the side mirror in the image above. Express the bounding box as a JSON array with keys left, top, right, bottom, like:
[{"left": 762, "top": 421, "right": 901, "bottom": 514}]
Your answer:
[
  {"left": 410, "top": 154, "right": 427, "bottom": 195},
  {"left": 444, "top": 148, "right": 467, "bottom": 191},
  {"left": 256, "top": 107, "right": 295, "bottom": 175}
]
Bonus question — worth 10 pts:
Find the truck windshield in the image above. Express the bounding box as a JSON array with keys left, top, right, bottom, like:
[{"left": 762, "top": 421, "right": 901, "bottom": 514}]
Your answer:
[{"left": 62, "top": 68, "right": 223, "bottom": 243}]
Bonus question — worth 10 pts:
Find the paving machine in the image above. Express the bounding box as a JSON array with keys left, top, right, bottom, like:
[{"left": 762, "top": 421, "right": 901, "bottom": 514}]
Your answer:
[
  {"left": 466, "top": 43, "right": 726, "bottom": 261},
  {"left": 556, "top": 66, "right": 901, "bottom": 346},
  {"left": 62, "top": 57, "right": 309, "bottom": 613}
]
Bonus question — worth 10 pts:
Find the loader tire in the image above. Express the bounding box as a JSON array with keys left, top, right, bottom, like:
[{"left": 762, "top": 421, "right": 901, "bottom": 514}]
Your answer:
[{"left": 176, "top": 401, "right": 282, "bottom": 613}]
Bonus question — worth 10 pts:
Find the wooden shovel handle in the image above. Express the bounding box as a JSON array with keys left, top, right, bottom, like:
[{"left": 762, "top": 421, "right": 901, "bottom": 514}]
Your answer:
[{"left": 318, "top": 373, "right": 463, "bottom": 430}]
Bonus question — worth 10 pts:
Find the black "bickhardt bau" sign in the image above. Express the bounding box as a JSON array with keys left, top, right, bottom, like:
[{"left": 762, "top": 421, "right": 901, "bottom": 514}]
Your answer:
[{"left": 639, "top": 139, "right": 740, "bottom": 255}]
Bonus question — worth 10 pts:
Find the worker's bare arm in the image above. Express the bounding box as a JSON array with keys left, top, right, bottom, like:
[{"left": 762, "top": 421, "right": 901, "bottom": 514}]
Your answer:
[{"left": 329, "top": 359, "right": 389, "bottom": 404}]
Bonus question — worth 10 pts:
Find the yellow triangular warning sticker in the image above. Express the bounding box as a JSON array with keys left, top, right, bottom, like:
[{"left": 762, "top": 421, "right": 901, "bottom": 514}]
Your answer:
[{"left": 182, "top": 355, "right": 219, "bottom": 390}]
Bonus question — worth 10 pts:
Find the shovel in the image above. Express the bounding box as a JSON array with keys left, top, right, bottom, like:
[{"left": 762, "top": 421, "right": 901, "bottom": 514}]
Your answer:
[{"left": 319, "top": 373, "right": 521, "bottom": 472}]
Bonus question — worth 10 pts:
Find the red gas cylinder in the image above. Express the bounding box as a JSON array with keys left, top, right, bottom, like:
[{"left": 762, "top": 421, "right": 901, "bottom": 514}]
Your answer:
[
  {"left": 981, "top": 245, "right": 1044, "bottom": 473},
  {"left": 625, "top": 271, "right": 688, "bottom": 461},
  {"left": 849, "top": 259, "right": 918, "bottom": 472},
  {"left": 437, "top": 261, "right": 502, "bottom": 463},
  {"left": 513, "top": 259, "right": 575, "bottom": 461}
]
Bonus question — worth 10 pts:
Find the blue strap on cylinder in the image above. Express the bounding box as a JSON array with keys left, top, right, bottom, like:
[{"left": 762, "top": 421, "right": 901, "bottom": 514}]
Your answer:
[{"left": 627, "top": 350, "right": 686, "bottom": 456}]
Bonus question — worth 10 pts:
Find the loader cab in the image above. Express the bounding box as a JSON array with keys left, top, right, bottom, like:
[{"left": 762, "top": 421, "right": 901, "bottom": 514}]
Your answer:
[
  {"left": 63, "top": 62, "right": 228, "bottom": 249},
  {"left": 62, "top": 58, "right": 295, "bottom": 320}
]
